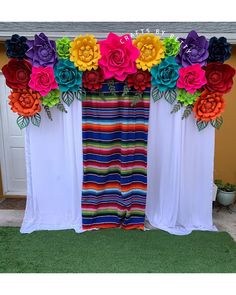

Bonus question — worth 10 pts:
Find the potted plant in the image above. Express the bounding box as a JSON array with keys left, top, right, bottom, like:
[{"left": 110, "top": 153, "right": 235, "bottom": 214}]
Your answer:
[{"left": 215, "top": 179, "right": 236, "bottom": 206}]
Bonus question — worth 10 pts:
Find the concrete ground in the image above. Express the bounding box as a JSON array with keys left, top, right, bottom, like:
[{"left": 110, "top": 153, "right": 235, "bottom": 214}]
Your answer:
[{"left": 0, "top": 199, "right": 236, "bottom": 241}]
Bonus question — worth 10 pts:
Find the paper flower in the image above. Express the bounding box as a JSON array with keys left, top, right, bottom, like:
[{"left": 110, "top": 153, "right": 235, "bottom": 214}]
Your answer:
[
  {"left": 5, "top": 34, "right": 29, "bottom": 59},
  {"left": 8, "top": 88, "right": 41, "bottom": 117},
  {"left": 193, "top": 90, "right": 225, "bottom": 122},
  {"left": 177, "top": 88, "right": 201, "bottom": 106},
  {"left": 70, "top": 34, "right": 101, "bottom": 71},
  {"left": 127, "top": 70, "right": 151, "bottom": 92},
  {"left": 82, "top": 68, "right": 105, "bottom": 91},
  {"left": 56, "top": 37, "right": 71, "bottom": 59},
  {"left": 176, "top": 30, "right": 209, "bottom": 67},
  {"left": 41, "top": 89, "right": 60, "bottom": 107},
  {"left": 54, "top": 59, "right": 82, "bottom": 92},
  {"left": 177, "top": 64, "right": 207, "bottom": 94},
  {"left": 204, "top": 62, "right": 235, "bottom": 93},
  {"left": 133, "top": 33, "right": 164, "bottom": 71},
  {"left": 98, "top": 32, "right": 139, "bottom": 81},
  {"left": 163, "top": 37, "right": 180, "bottom": 57},
  {"left": 29, "top": 66, "right": 58, "bottom": 96},
  {"left": 26, "top": 33, "right": 58, "bottom": 67},
  {"left": 151, "top": 57, "right": 180, "bottom": 91},
  {"left": 208, "top": 37, "right": 232, "bottom": 63},
  {"left": 2, "top": 58, "right": 32, "bottom": 89}
]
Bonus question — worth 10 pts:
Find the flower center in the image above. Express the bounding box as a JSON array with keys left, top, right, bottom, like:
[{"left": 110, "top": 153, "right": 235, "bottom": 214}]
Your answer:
[
  {"left": 38, "top": 44, "right": 53, "bottom": 61},
  {"left": 140, "top": 44, "right": 155, "bottom": 61},
  {"left": 208, "top": 70, "right": 222, "bottom": 83},
  {"left": 136, "top": 73, "right": 145, "bottom": 82},
  {"left": 88, "top": 72, "right": 97, "bottom": 82},
  {"left": 16, "top": 69, "right": 28, "bottom": 82},
  {"left": 20, "top": 94, "right": 34, "bottom": 108},
  {"left": 79, "top": 45, "right": 94, "bottom": 62}
]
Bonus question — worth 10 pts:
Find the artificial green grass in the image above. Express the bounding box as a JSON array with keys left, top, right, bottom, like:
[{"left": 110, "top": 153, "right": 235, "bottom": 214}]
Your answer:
[{"left": 0, "top": 227, "right": 236, "bottom": 273}]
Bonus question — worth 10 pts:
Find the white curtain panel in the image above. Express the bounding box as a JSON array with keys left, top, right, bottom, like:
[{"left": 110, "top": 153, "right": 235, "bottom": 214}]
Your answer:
[
  {"left": 21, "top": 94, "right": 216, "bottom": 235},
  {"left": 146, "top": 96, "right": 217, "bottom": 235},
  {"left": 20, "top": 101, "right": 83, "bottom": 233}
]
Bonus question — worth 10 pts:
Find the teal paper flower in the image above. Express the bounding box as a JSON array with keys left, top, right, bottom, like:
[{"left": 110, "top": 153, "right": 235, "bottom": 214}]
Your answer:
[
  {"left": 54, "top": 59, "right": 82, "bottom": 92},
  {"left": 56, "top": 37, "right": 71, "bottom": 59},
  {"left": 163, "top": 37, "right": 180, "bottom": 57},
  {"left": 177, "top": 88, "right": 201, "bottom": 106},
  {"left": 151, "top": 57, "right": 180, "bottom": 91},
  {"left": 41, "top": 89, "right": 60, "bottom": 107}
]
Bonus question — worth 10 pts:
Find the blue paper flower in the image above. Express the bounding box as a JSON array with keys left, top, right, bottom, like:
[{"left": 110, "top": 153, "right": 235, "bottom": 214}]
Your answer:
[
  {"left": 208, "top": 37, "right": 232, "bottom": 63},
  {"left": 151, "top": 57, "right": 181, "bottom": 91},
  {"left": 54, "top": 59, "right": 82, "bottom": 92},
  {"left": 5, "top": 34, "right": 29, "bottom": 59}
]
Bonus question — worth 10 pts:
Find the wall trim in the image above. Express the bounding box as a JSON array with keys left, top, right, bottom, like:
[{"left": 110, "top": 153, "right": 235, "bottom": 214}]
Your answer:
[{"left": 0, "top": 22, "right": 236, "bottom": 42}]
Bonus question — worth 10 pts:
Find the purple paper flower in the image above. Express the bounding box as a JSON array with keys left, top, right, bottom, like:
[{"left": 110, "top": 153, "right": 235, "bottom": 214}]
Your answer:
[
  {"left": 176, "top": 30, "right": 209, "bottom": 67},
  {"left": 26, "top": 33, "right": 57, "bottom": 67}
]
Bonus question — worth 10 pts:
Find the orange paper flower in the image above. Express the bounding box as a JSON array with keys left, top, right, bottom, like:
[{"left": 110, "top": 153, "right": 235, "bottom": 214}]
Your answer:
[
  {"left": 133, "top": 34, "right": 165, "bottom": 71},
  {"left": 9, "top": 88, "right": 41, "bottom": 117},
  {"left": 193, "top": 90, "right": 225, "bottom": 122},
  {"left": 70, "top": 34, "right": 101, "bottom": 71}
]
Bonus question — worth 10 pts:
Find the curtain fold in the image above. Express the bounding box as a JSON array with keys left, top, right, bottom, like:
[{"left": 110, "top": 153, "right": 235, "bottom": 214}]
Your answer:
[
  {"left": 81, "top": 83, "right": 150, "bottom": 230},
  {"left": 146, "top": 96, "right": 217, "bottom": 235},
  {"left": 20, "top": 101, "right": 83, "bottom": 233}
]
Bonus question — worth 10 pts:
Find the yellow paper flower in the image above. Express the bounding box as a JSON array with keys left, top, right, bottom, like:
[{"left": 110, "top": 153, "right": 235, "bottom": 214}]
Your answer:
[
  {"left": 70, "top": 35, "right": 101, "bottom": 71},
  {"left": 133, "top": 34, "right": 165, "bottom": 71}
]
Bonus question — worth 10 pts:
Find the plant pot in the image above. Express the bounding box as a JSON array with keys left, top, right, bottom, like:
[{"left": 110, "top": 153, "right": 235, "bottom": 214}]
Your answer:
[{"left": 217, "top": 189, "right": 236, "bottom": 206}]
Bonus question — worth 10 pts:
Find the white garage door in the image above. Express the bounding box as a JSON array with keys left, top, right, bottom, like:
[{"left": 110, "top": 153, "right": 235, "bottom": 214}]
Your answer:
[{"left": 0, "top": 72, "right": 26, "bottom": 195}]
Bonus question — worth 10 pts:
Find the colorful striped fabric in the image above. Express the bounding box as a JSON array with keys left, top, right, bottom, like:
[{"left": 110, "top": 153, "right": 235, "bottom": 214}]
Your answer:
[{"left": 82, "top": 82, "right": 150, "bottom": 230}]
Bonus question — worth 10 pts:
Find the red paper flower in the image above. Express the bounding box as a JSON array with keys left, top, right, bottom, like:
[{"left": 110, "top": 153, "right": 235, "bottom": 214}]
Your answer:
[
  {"left": 82, "top": 68, "right": 105, "bottom": 91},
  {"left": 204, "top": 62, "right": 235, "bottom": 94},
  {"left": 2, "top": 58, "right": 32, "bottom": 89},
  {"left": 127, "top": 70, "right": 151, "bottom": 92},
  {"left": 193, "top": 90, "right": 225, "bottom": 122}
]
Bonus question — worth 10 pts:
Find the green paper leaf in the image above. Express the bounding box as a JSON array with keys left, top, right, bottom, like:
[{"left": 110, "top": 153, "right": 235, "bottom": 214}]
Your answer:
[
  {"left": 31, "top": 113, "right": 41, "bottom": 127},
  {"left": 122, "top": 82, "right": 130, "bottom": 97},
  {"left": 131, "top": 92, "right": 143, "bottom": 107},
  {"left": 196, "top": 120, "right": 208, "bottom": 131},
  {"left": 171, "top": 102, "right": 182, "bottom": 114},
  {"left": 182, "top": 104, "right": 193, "bottom": 120},
  {"left": 164, "top": 89, "right": 177, "bottom": 104},
  {"left": 56, "top": 102, "right": 68, "bottom": 113},
  {"left": 210, "top": 116, "right": 223, "bottom": 129},
  {"left": 76, "top": 88, "right": 86, "bottom": 101},
  {"left": 108, "top": 79, "right": 116, "bottom": 96},
  {"left": 44, "top": 105, "right": 53, "bottom": 121},
  {"left": 62, "top": 91, "right": 75, "bottom": 106},
  {"left": 151, "top": 87, "right": 163, "bottom": 102},
  {"left": 16, "top": 116, "right": 30, "bottom": 130}
]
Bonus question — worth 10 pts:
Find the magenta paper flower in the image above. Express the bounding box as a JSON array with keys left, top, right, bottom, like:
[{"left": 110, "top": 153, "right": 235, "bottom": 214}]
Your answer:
[
  {"left": 98, "top": 32, "right": 140, "bottom": 81},
  {"left": 29, "top": 66, "right": 58, "bottom": 96},
  {"left": 177, "top": 64, "right": 207, "bottom": 94}
]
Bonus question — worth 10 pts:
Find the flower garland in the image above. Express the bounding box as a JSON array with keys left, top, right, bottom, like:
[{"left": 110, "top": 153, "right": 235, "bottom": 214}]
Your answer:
[{"left": 2, "top": 30, "right": 235, "bottom": 130}]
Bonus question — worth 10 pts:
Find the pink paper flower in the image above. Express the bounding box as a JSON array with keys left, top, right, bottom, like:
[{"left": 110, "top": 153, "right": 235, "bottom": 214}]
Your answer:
[
  {"left": 98, "top": 32, "right": 140, "bottom": 81},
  {"left": 29, "top": 66, "right": 58, "bottom": 96},
  {"left": 177, "top": 64, "right": 207, "bottom": 94}
]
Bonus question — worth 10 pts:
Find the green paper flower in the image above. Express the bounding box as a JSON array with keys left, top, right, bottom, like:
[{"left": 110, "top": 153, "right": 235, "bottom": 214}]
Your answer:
[
  {"left": 177, "top": 89, "right": 201, "bottom": 106},
  {"left": 41, "top": 89, "right": 60, "bottom": 107},
  {"left": 56, "top": 37, "right": 71, "bottom": 59},
  {"left": 163, "top": 37, "right": 181, "bottom": 57}
]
